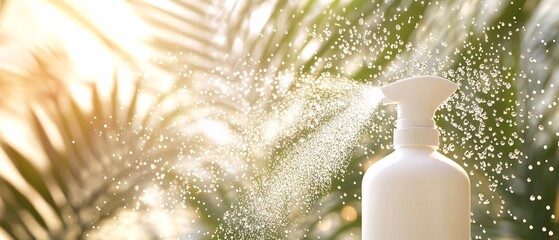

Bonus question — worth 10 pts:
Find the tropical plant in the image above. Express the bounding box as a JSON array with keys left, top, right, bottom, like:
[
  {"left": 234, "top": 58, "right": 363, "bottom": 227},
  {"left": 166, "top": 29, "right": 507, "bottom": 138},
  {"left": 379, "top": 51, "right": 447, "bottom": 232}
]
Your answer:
[{"left": 0, "top": 0, "right": 558, "bottom": 239}]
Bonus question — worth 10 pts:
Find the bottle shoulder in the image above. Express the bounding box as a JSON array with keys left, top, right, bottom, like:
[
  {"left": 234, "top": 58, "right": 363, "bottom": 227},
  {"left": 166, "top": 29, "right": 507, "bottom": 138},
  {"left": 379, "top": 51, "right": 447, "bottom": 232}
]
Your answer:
[{"left": 363, "top": 149, "right": 469, "bottom": 184}]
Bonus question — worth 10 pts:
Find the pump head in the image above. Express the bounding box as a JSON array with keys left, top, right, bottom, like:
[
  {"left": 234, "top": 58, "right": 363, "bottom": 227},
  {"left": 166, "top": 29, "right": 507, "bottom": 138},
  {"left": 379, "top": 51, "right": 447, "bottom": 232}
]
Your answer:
[{"left": 381, "top": 76, "right": 458, "bottom": 149}]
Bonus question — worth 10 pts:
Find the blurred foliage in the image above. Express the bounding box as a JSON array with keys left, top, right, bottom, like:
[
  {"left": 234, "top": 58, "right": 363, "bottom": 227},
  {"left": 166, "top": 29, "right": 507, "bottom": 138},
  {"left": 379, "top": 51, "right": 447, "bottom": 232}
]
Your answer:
[{"left": 0, "top": 0, "right": 558, "bottom": 239}]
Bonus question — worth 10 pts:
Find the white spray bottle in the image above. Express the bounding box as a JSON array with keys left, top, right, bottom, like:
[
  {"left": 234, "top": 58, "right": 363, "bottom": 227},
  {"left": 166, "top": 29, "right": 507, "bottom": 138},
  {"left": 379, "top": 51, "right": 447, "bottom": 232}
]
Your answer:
[{"left": 362, "top": 76, "right": 470, "bottom": 240}]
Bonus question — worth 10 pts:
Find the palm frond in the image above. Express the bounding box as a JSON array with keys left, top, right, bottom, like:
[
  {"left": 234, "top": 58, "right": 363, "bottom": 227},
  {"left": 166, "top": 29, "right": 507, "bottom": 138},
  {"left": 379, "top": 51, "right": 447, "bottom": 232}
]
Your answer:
[{"left": 0, "top": 69, "right": 186, "bottom": 238}]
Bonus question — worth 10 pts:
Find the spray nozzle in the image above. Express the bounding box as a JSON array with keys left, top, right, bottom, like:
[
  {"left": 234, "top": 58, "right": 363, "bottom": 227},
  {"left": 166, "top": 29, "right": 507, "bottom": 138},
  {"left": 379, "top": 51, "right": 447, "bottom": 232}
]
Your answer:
[
  {"left": 381, "top": 76, "right": 458, "bottom": 148},
  {"left": 381, "top": 96, "right": 397, "bottom": 105}
]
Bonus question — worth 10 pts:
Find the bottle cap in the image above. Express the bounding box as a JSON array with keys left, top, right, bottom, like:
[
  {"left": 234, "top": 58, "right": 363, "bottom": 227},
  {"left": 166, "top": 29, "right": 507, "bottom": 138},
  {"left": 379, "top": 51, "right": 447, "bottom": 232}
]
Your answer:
[{"left": 381, "top": 76, "right": 458, "bottom": 149}]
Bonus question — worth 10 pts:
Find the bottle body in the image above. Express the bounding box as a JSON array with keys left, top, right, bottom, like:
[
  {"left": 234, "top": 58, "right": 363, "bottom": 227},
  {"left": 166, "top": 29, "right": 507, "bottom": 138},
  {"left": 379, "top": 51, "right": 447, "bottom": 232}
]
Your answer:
[{"left": 362, "top": 147, "right": 470, "bottom": 240}]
